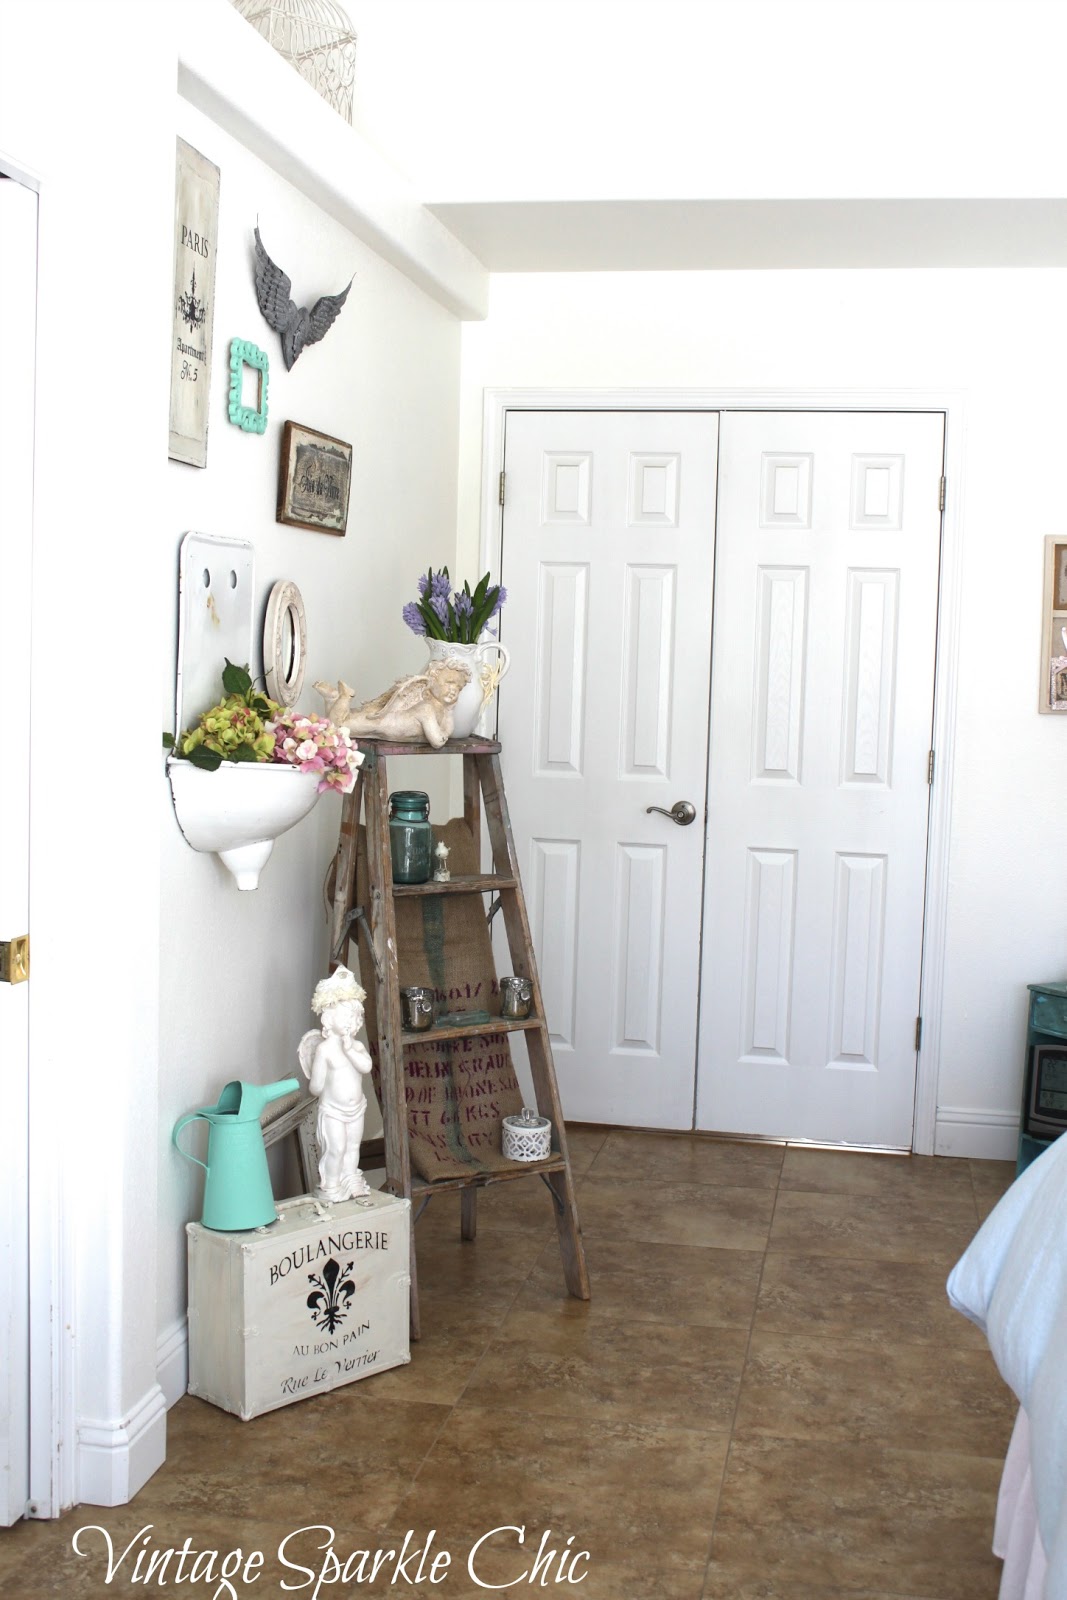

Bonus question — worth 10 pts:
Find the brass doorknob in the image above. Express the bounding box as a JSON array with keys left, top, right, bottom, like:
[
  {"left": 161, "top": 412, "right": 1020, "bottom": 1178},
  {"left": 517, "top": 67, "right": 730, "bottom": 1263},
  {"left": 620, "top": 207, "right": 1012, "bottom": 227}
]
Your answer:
[{"left": 645, "top": 800, "right": 697, "bottom": 826}]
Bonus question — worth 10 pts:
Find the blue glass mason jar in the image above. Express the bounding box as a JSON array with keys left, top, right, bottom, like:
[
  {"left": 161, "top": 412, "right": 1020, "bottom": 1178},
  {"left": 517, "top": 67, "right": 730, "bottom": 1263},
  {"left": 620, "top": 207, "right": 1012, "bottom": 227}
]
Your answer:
[{"left": 388, "top": 790, "right": 433, "bottom": 884}]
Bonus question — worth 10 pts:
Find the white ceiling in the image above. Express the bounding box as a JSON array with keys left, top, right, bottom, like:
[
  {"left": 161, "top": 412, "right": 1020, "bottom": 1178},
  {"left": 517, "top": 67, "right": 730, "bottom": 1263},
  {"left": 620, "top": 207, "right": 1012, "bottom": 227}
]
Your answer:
[
  {"left": 426, "top": 198, "right": 1067, "bottom": 272},
  {"left": 343, "top": 0, "right": 1067, "bottom": 273}
]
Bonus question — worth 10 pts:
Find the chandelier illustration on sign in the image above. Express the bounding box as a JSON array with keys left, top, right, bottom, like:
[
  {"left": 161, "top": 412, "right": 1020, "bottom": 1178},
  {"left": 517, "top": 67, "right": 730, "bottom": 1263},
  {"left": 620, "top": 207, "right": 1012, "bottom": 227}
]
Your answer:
[{"left": 177, "top": 267, "right": 208, "bottom": 334}]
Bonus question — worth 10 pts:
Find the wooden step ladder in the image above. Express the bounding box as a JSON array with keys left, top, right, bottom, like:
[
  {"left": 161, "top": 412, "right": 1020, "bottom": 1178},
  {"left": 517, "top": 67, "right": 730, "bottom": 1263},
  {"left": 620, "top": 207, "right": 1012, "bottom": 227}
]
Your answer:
[{"left": 328, "top": 734, "right": 590, "bottom": 1338}]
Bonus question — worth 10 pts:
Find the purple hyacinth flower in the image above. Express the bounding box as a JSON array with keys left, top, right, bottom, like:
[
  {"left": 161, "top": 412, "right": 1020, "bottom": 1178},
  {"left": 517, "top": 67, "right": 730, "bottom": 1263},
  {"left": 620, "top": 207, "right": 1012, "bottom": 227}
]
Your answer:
[
  {"left": 402, "top": 600, "right": 427, "bottom": 635},
  {"left": 489, "top": 585, "right": 507, "bottom": 617},
  {"left": 430, "top": 570, "right": 452, "bottom": 601},
  {"left": 430, "top": 594, "right": 449, "bottom": 623},
  {"left": 417, "top": 574, "right": 430, "bottom": 596},
  {"left": 454, "top": 592, "right": 473, "bottom": 618}
]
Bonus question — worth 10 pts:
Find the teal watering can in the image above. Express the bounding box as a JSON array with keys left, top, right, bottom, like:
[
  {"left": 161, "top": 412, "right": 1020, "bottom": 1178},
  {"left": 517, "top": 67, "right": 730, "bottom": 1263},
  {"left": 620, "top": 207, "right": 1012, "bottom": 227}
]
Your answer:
[{"left": 173, "top": 1077, "right": 300, "bottom": 1231}]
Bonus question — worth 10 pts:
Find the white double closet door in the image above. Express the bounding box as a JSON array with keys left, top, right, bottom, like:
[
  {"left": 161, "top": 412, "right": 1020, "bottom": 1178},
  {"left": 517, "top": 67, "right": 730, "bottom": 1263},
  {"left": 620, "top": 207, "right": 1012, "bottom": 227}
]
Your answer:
[{"left": 498, "top": 408, "right": 944, "bottom": 1150}]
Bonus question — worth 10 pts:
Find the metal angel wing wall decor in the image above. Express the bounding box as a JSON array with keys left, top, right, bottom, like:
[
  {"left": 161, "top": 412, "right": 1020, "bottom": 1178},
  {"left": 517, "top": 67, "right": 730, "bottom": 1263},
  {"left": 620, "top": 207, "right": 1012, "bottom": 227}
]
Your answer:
[{"left": 253, "top": 225, "right": 354, "bottom": 370}]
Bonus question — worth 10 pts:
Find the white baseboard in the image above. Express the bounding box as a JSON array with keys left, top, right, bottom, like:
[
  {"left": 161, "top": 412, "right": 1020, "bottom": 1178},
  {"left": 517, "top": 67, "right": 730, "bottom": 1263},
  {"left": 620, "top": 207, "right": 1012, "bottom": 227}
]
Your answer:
[
  {"left": 77, "top": 1383, "right": 167, "bottom": 1508},
  {"left": 934, "top": 1106, "right": 1019, "bottom": 1161},
  {"left": 156, "top": 1315, "right": 189, "bottom": 1410}
]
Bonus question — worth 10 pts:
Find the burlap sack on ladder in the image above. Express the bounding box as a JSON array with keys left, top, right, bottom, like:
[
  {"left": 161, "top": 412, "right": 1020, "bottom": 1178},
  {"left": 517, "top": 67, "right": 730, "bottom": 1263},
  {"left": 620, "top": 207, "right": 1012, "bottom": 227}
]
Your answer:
[{"left": 356, "top": 817, "right": 524, "bottom": 1182}]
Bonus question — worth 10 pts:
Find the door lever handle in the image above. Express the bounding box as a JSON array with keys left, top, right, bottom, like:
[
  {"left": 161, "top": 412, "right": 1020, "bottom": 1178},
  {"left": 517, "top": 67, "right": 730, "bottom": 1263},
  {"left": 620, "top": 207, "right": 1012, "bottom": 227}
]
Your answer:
[{"left": 645, "top": 800, "right": 697, "bottom": 826}]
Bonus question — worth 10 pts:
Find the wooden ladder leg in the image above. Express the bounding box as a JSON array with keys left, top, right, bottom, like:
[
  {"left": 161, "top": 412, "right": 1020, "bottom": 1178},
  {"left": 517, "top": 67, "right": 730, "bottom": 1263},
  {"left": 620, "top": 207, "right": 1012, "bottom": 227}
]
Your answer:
[
  {"left": 460, "top": 1187, "right": 478, "bottom": 1242},
  {"left": 477, "top": 752, "right": 590, "bottom": 1301},
  {"left": 363, "top": 749, "right": 421, "bottom": 1339},
  {"left": 526, "top": 1032, "right": 590, "bottom": 1302},
  {"left": 459, "top": 750, "right": 481, "bottom": 1244},
  {"left": 328, "top": 769, "right": 363, "bottom": 970}
]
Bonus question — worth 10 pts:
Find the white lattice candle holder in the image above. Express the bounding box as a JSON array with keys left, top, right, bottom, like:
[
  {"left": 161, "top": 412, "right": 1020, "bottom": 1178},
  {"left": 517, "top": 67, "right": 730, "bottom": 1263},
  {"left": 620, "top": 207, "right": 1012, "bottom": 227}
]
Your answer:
[{"left": 502, "top": 1108, "right": 552, "bottom": 1164}]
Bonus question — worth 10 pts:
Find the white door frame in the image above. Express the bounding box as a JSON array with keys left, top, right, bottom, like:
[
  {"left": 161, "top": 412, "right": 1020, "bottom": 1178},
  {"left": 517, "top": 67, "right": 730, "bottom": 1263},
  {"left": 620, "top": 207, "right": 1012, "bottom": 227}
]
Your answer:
[
  {"left": 480, "top": 387, "right": 965, "bottom": 1156},
  {"left": 0, "top": 152, "right": 74, "bottom": 1520}
]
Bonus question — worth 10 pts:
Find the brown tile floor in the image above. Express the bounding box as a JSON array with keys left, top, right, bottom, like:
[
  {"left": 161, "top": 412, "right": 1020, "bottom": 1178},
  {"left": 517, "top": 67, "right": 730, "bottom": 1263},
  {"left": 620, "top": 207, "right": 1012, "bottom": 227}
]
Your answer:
[{"left": 0, "top": 1129, "right": 1018, "bottom": 1599}]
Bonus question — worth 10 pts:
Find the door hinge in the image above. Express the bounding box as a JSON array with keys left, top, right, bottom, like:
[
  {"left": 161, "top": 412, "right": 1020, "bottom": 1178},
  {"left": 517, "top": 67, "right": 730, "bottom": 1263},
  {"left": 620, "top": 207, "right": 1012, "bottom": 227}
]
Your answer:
[
  {"left": 0, "top": 934, "right": 29, "bottom": 984},
  {"left": 939, "top": 475, "right": 946, "bottom": 513},
  {"left": 499, "top": 470, "right": 506, "bottom": 507},
  {"left": 927, "top": 749, "right": 935, "bottom": 784},
  {"left": 915, "top": 1016, "right": 923, "bottom": 1051}
]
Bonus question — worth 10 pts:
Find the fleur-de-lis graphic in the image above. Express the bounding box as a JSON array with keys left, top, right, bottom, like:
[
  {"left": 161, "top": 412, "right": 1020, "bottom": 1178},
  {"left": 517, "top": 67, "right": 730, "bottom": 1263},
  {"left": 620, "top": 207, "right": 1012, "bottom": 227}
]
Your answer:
[
  {"left": 177, "top": 266, "right": 207, "bottom": 333},
  {"left": 306, "top": 1257, "right": 356, "bottom": 1333}
]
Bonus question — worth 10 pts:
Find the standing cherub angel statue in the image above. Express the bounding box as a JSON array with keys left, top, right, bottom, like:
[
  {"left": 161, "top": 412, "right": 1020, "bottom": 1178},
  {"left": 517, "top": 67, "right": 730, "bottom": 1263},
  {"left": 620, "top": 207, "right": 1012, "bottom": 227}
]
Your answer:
[{"left": 298, "top": 966, "right": 374, "bottom": 1201}]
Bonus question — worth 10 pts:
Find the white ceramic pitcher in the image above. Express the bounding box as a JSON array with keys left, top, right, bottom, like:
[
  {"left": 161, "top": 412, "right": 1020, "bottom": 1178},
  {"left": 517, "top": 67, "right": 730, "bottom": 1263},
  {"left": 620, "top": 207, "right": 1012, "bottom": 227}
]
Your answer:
[{"left": 426, "top": 636, "right": 511, "bottom": 739}]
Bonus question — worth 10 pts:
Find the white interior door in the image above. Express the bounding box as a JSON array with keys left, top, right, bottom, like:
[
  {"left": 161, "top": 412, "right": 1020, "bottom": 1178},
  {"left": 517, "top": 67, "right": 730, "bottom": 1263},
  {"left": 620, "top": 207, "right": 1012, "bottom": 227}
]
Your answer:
[
  {"left": 0, "top": 174, "right": 37, "bottom": 1526},
  {"left": 696, "top": 411, "right": 944, "bottom": 1147},
  {"left": 498, "top": 411, "right": 720, "bottom": 1127}
]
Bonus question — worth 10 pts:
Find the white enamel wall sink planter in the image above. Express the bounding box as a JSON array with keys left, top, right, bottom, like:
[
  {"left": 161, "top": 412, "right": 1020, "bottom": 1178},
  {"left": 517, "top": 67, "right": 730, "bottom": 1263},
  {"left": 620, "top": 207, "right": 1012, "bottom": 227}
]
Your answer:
[
  {"left": 167, "top": 758, "right": 322, "bottom": 890},
  {"left": 169, "top": 532, "right": 321, "bottom": 890}
]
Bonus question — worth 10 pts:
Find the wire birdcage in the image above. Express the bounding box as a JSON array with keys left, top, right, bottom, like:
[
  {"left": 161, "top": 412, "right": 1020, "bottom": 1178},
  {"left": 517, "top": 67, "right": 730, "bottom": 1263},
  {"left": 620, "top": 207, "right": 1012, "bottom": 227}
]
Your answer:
[{"left": 232, "top": 0, "right": 357, "bottom": 124}]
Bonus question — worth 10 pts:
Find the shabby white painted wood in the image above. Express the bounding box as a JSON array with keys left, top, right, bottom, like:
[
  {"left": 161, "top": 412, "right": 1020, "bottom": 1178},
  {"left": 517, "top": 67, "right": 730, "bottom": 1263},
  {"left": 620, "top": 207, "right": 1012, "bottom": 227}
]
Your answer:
[
  {"left": 263, "top": 578, "right": 308, "bottom": 707},
  {"left": 174, "top": 532, "right": 254, "bottom": 735},
  {"left": 186, "top": 1191, "right": 410, "bottom": 1421},
  {"left": 0, "top": 175, "right": 36, "bottom": 1526},
  {"left": 697, "top": 411, "right": 945, "bottom": 1147},
  {"left": 497, "top": 411, "right": 720, "bottom": 1127}
]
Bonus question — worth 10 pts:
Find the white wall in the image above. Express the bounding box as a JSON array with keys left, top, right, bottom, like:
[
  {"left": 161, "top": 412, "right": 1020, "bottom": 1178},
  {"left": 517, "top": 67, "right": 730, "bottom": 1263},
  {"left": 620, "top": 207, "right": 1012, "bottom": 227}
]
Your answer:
[
  {"left": 0, "top": 0, "right": 175, "bottom": 1510},
  {"left": 1, "top": 0, "right": 465, "bottom": 1510},
  {"left": 459, "top": 269, "right": 1067, "bottom": 1159},
  {"left": 158, "top": 98, "right": 462, "bottom": 1354}
]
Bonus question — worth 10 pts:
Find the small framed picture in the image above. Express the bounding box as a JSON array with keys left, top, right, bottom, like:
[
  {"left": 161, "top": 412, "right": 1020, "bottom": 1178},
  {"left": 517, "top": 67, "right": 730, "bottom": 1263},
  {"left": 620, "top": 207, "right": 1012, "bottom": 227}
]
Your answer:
[
  {"left": 277, "top": 420, "right": 352, "bottom": 536},
  {"left": 1055, "top": 543, "right": 1067, "bottom": 611},
  {"left": 1040, "top": 536, "right": 1067, "bottom": 712},
  {"left": 227, "top": 338, "right": 269, "bottom": 434},
  {"left": 1051, "top": 657, "right": 1067, "bottom": 710}
]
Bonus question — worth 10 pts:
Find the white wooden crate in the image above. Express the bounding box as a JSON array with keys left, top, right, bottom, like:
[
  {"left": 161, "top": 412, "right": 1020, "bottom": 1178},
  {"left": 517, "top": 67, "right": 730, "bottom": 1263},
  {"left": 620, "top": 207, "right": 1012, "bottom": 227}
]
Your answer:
[{"left": 186, "top": 1190, "right": 410, "bottom": 1421}]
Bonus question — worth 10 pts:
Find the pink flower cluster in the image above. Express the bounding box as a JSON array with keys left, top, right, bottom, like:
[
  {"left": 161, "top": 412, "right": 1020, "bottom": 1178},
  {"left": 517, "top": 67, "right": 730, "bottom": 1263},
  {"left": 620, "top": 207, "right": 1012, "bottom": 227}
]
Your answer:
[{"left": 267, "top": 712, "right": 363, "bottom": 795}]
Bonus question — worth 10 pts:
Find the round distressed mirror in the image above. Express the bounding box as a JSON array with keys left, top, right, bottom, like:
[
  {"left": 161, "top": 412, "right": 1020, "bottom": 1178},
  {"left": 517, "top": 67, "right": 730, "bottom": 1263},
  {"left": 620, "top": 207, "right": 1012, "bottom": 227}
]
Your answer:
[{"left": 263, "top": 579, "right": 307, "bottom": 706}]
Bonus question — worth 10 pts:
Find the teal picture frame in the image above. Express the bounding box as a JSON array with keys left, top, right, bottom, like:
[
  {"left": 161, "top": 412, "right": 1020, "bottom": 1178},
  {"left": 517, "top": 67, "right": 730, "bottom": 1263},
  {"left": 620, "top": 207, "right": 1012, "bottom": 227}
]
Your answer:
[{"left": 227, "top": 338, "right": 269, "bottom": 433}]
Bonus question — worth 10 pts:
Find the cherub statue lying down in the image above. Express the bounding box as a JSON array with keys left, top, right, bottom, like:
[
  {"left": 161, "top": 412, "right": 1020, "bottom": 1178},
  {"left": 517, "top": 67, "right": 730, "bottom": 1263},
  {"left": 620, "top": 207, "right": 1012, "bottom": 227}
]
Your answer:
[{"left": 342, "top": 660, "right": 470, "bottom": 748}]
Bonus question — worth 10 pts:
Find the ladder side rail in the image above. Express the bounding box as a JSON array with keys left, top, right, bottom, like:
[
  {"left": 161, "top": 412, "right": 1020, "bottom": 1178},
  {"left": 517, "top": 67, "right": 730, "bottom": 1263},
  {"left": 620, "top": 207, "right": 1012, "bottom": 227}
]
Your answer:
[
  {"left": 477, "top": 753, "right": 590, "bottom": 1301},
  {"left": 328, "top": 769, "right": 364, "bottom": 969},
  {"left": 461, "top": 751, "right": 483, "bottom": 1244},
  {"left": 477, "top": 751, "right": 555, "bottom": 1095},
  {"left": 362, "top": 746, "right": 421, "bottom": 1336},
  {"left": 523, "top": 1007, "right": 591, "bottom": 1300},
  {"left": 463, "top": 749, "right": 481, "bottom": 839},
  {"left": 459, "top": 1188, "right": 477, "bottom": 1242}
]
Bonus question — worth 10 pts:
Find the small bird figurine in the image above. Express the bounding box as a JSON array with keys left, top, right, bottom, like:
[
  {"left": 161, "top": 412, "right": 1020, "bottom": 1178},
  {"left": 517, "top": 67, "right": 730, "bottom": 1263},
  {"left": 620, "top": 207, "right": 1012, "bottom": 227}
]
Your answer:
[
  {"left": 313, "top": 678, "right": 357, "bottom": 724},
  {"left": 253, "top": 225, "right": 353, "bottom": 370}
]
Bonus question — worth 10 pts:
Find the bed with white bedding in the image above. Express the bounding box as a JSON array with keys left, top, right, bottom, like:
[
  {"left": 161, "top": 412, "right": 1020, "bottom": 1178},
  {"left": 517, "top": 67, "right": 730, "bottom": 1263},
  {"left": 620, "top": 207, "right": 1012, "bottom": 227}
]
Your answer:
[{"left": 948, "top": 1134, "right": 1067, "bottom": 1599}]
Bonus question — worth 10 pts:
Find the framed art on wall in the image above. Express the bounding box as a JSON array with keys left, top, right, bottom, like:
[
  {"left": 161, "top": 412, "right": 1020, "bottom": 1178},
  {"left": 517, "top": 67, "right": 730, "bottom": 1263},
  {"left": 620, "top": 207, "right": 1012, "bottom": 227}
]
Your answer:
[
  {"left": 1054, "top": 541, "right": 1067, "bottom": 611},
  {"left": 169, "top": 139, "right": 220, "bottom": 468},
  {"left": 277, "top": 421, "right": 352, "bottom": 535},
  {"left": 1039, "top": 536, "right": 1067, "bottom": 712}
]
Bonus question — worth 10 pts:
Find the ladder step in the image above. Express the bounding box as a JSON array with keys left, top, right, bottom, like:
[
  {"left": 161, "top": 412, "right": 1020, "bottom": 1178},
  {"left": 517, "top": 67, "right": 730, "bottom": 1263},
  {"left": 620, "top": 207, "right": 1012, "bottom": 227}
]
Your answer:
[
  {"left": 392, "top": 873, "right": 517, "bottom": 897},
  {"left": 411, "top": 1156, "right": 567, "bottom": 1198},
  {"left": 401, "top": 1015, "right": 544, "bottom": 1045},
  {"left": 355, "top": 735, "right": 501, "bottom": 758}
]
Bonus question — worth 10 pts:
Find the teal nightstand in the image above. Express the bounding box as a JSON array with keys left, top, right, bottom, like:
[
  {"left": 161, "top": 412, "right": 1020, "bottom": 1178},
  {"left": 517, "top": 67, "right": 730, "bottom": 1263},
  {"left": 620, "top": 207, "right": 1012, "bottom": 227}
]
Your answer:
[{"left": 1018, "top": 981, "right": 1067, "bottom": 1175}]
